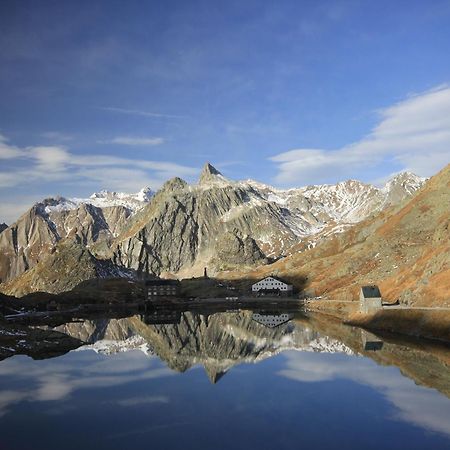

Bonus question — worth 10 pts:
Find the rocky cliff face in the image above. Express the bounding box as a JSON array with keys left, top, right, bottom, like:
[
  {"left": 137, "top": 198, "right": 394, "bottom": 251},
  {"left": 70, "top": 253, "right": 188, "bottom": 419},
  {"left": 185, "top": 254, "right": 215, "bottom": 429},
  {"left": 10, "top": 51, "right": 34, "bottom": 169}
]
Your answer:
[
  {"left": 110, "top": 164, "right": 426, "bottom": 277},
  {"left": 110, "top": 168, "right": 272, "bottom": 276},
  {"left": 0, "top": 196, "right": 139, "bottom": 283},
  {"left": 0, "top": 239, "right": 133, "bottom": 296}
]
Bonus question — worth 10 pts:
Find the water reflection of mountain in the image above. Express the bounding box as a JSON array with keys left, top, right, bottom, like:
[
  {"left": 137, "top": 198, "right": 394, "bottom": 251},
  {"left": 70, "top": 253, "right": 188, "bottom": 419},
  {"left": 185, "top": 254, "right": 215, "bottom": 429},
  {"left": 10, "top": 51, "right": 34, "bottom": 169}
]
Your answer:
[
  {"left": 56, "top": 311, "right": 353, "bottom": 383},
  {"left": 48, "top": 309, "right": 450, "bottom": 394},
  {"left": 0, "top": 324, "right": 83, "bottom": 361}
]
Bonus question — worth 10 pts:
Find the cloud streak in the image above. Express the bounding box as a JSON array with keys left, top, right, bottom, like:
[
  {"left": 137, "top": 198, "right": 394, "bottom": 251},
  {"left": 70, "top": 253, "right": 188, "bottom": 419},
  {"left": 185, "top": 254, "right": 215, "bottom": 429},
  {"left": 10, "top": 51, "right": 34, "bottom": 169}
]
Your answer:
[
  {"left": 0, "top": 137, "right": 198, "bottom": 192},
  {"left": 270, "top": 86, "right": 450, "bottom": 186},
  {"left": 100, "top": 136, "right": 165, "bottom": 146},
  {"left": 279, "top": 351, "right": 450, "bottom": 437},
  {"left": 98, "top": 106, "right": 184, "bottom": 119},
  {"left": 0, "top": 350, "right": 174, "bottom": 417}
]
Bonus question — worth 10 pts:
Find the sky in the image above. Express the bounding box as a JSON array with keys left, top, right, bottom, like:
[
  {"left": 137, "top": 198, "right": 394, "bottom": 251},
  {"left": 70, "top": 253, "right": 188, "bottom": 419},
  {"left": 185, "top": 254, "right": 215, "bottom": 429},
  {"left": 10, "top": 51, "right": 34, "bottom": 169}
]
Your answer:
[{"left": 1, "top": 0, "right": 450, "bottom": 223}]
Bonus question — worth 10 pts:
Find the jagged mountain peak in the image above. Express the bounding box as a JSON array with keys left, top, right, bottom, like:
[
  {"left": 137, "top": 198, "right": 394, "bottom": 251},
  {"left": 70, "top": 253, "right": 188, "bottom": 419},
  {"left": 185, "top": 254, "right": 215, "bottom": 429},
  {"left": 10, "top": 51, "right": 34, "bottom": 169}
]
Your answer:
[
  {"left": 381, "top": 171, "right": 427, "bottom": 205},
  {"left": 160, "top": 177, "right": 188, "bottom": 193},
  {"left": 198, "top": 162, "right": 228, "bottom": 186},
  {"left": 382, "top": 171, "right": 426, "bottom": 191}
]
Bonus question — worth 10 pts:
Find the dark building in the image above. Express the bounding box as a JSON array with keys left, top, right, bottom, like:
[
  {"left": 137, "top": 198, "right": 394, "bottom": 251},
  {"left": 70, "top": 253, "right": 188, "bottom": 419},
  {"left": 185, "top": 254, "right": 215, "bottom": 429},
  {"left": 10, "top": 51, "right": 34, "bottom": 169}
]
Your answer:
[
  {"left": 140, "top": 310, "right": 182, "bottom": 325},
  {"left": 145, "top": 279, "right": 181, "bottom": 300}
]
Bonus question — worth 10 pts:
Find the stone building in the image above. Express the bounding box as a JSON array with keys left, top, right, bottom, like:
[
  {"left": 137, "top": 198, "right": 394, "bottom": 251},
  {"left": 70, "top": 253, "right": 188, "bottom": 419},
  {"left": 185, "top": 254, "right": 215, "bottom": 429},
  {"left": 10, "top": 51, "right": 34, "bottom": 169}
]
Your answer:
[{"left": 359, "top": 285, "right": 382, "bottom": 313}]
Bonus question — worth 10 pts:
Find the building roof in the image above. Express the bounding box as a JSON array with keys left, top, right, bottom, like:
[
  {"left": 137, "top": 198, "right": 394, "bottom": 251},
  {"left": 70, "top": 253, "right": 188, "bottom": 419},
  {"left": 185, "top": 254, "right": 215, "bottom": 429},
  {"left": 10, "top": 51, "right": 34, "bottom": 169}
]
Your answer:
[
  {"left": 360, "top": 285, "right": 382, "bottom": 298},
  {"left": 254, "top": 275, "right": 291, "bottom": 285}
]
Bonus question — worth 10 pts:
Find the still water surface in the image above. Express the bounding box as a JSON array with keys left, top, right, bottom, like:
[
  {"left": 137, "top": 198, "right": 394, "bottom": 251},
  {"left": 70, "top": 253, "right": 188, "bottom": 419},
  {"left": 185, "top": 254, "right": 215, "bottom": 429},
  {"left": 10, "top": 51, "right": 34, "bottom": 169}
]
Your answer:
[{"left": 1, "top": 309, "right": 450, "bottom": 450}]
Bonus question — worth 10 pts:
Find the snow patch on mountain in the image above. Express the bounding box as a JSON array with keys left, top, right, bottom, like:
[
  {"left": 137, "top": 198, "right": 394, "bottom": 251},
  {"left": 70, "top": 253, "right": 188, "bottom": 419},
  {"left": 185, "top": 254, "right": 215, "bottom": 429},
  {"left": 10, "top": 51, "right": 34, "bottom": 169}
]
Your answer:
[
  {"left": 76, "top": 335, "right": 153, "bottom": 355},
  {"left": 44, "top": 186, "right": 154, "bottom": 214}
]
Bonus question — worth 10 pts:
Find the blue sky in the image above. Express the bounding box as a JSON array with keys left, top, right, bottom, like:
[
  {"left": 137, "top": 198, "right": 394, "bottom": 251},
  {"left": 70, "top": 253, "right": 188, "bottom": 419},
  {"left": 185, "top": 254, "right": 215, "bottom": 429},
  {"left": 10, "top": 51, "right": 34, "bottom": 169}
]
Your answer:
[{"left": 1, "top": 0, "right": 450, "bottom": 222}]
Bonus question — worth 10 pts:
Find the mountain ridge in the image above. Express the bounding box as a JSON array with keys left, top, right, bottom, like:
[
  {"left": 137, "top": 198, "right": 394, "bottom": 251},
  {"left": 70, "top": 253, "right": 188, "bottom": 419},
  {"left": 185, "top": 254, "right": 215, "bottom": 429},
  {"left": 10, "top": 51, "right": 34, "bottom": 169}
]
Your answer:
[
  {"left": 0, "top": 163, "right": 428, "bottom": 294},
  {"left": 222, "top": 164, "right": 449, "bottom": 307}
]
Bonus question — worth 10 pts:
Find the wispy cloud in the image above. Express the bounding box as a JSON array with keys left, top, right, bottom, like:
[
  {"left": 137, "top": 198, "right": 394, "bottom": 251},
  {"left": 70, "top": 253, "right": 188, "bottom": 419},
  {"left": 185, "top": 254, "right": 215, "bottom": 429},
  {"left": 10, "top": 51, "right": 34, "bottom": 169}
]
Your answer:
[
  {"left": 279, "top": 351, "right": 450, "bottom": 437},
  {"left": 0, "top": 134, "right": 26, "bottom": 159},
  {"left": 0, "top": 136, "right": 198, "bottom": 194},
  {"left": 40, "top": 131, "right": 73, "bottom": 142},
  {"left": 98, "top": 106, "right": 184, "bottom": 119},
  {"left": 0, "top": 350, "right": 174, "bottom": 417},
  {"left": 112, "top": 395, "right": 169, "bottom": 407},
  {"left": 270, "top": 86, "right": 450, "bottom": 186},
  {"left": 99, "top": 136, "right": 165, "bottom": 146}
]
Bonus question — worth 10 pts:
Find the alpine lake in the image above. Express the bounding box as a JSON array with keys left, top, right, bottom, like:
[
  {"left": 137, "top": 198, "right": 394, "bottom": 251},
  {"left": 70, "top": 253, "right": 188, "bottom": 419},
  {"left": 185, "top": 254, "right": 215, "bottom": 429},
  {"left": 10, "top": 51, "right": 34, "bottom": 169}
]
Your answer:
[{"left": 1, "top": 305, "right": 450, "bottom": 450}]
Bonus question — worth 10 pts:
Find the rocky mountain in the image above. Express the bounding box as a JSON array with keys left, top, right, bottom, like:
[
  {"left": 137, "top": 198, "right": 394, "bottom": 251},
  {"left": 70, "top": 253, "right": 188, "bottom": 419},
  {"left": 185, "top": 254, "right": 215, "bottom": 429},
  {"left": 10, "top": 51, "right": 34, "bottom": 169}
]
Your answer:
[
  {"left": 0, "top": 163, "right": 426, "bottom": 292},
  {"left": 0, "top": 223, "right": 7, "bottom": 234},
  {"left": 0, "top": 239, "right": 134, "bottom": 296},
  {"left": 231, "top": 164, "right": 450, "bottom": 306},
  {"left": 0, "top": 188, "right": 152, "bottom": 283},
  {"left": 109, "top": 164, "right": 426, "bottom": 278}
]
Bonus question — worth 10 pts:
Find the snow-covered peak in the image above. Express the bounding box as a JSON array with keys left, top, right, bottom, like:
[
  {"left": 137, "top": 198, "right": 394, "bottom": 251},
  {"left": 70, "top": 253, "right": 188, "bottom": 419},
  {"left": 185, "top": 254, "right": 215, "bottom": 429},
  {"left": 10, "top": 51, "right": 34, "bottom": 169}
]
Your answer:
[
  {"left": 89, "top": 186, "right": 154, "bottom": 207},
  {"left": 134, "top": 186, "right": 154, "bottom": 202},
  {"left": 382, "top": 171, "right": 427, "bottom": 195},
  {"left": 75, "top": 336, "right": 152, "bottom": 356},
  {"left": 42, "top": 187, "right": 154, "bottom": 215}
]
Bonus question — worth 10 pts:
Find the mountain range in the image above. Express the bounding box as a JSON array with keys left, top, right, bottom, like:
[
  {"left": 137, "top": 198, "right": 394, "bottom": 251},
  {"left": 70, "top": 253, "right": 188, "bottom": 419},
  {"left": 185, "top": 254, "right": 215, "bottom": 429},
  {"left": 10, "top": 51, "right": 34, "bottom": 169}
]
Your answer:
[
  {"left": 231, "top": 164, "right": 450, "bottom": 306},
  {"left": 0, "top": 163, "right": 427, "bottom": 296}
]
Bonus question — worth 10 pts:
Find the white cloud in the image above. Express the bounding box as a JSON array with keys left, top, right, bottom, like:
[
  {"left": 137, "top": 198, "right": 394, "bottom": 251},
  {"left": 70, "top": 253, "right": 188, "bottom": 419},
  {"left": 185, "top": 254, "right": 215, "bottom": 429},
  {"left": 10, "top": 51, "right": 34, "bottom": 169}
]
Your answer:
[
  {"left": 0, "top": 350, "right": 174, "bottom": 417},
  {"left": 113, "top": 395, "right": 169, "bottom": 407},
  {"left": 0, "top": 134, "right": 26, "bottom": 159},
  {"left": 40, "top": 131, "right": 73, "bottom": 142},
  {"left": 100, "top": 136, "right": 165, "bottom": 146},
  {"left": 99, "top": 106, "right": 183, "bottom": 119},
  {"left": 279, "top": 351, "right": 450, "bottom": 437},
  {"left": 0, "top": 138, "right": 197, "bottom": 191},
  {"left": 270, "top": 86, "right": 450, "bottom": 186},
  {"left": 32, "top": 146, "right": 71, "bottom": 171}
]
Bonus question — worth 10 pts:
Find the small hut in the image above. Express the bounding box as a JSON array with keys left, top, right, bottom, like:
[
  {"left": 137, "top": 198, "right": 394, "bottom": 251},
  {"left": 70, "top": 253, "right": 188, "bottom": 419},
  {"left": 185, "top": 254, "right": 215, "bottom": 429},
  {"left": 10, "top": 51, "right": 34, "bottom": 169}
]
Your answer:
[{"left": 359, "top": 285, "right": 382, "bottom": 313}]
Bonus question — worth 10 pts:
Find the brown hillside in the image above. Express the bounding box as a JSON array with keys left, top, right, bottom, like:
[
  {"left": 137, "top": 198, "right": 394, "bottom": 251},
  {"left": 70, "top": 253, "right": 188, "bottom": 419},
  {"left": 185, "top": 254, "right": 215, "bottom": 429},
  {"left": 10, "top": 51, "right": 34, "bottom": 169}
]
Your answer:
[{"left": 221, "top": 164, "right": 450, "bottom": 306}]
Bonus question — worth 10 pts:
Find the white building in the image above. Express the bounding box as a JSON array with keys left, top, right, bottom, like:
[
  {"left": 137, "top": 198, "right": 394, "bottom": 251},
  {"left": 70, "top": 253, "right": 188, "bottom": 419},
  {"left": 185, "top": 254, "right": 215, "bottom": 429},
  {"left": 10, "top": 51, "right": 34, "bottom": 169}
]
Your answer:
[{"left": 251, "top": 276, "right": 293, "bottom": 296}]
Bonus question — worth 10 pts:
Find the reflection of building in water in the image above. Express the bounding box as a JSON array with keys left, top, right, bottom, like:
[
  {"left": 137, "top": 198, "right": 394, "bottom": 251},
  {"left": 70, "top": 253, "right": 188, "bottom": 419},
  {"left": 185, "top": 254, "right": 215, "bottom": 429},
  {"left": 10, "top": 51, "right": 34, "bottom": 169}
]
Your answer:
[
  {"left": 361, "top": 330, "right": 384, "bottom": 351},
  {"left": 140, "top": 310, "right": 182, "bottom": 325},
  {"left": 251, "top": 276, "right": 293, "bottom": 296},
  {"left": 145, "top": 279, "right": 181, "bottom": 300},
  {"left": 251, "top": 312, "right": 294, "bottom": 328}
]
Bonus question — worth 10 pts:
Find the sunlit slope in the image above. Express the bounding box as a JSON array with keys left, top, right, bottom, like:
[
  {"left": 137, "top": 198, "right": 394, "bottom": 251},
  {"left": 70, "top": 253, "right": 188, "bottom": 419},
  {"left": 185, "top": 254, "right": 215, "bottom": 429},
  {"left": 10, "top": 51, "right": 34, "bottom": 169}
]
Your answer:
[{"left": 225, "top": 164, "right": 449, "bottom": 306}]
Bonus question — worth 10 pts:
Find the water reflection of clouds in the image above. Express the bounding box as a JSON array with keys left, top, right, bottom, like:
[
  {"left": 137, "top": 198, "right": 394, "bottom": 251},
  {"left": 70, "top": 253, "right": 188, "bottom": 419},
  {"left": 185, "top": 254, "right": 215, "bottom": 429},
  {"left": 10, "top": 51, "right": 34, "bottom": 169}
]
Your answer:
[
  {"left": 279, "top": 351, "right": 450, "bottom": 437},
  {"left": 0, "top": 350, "right": 174, "bottom": 417}
]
